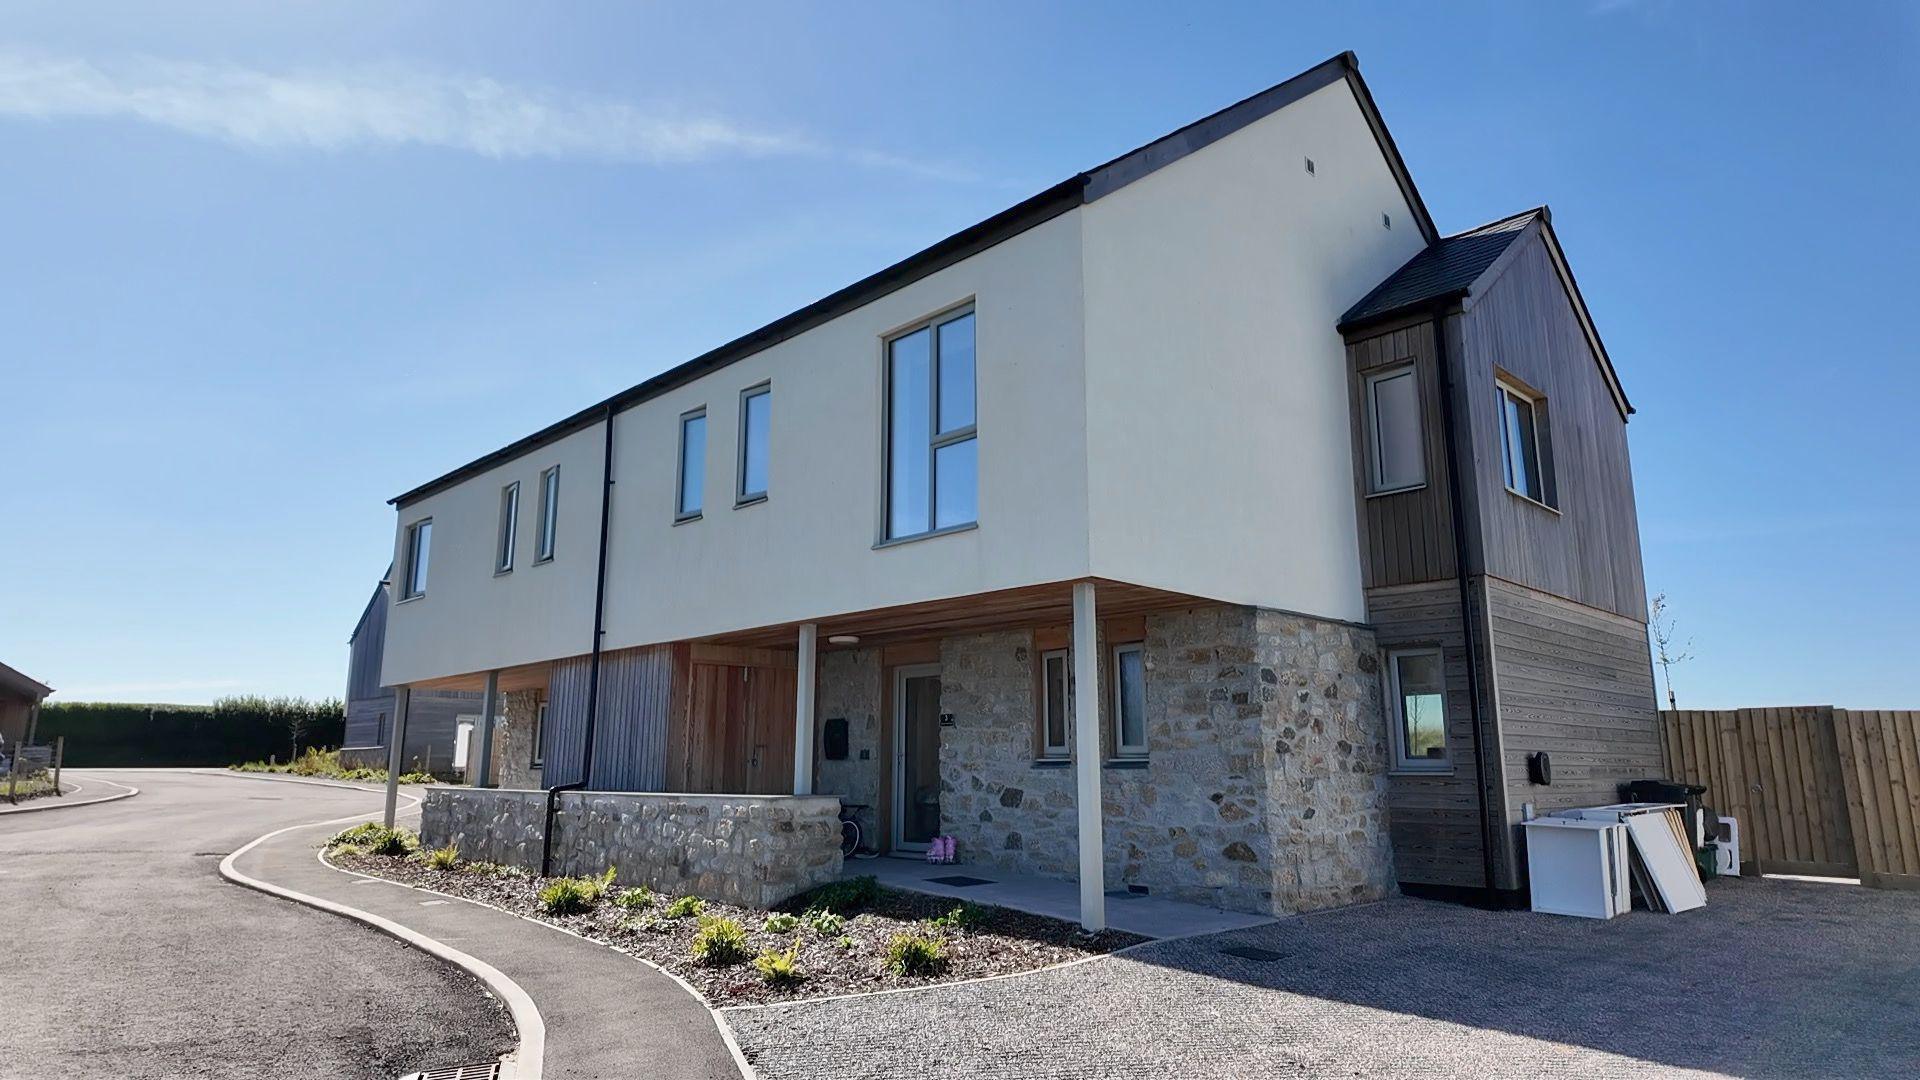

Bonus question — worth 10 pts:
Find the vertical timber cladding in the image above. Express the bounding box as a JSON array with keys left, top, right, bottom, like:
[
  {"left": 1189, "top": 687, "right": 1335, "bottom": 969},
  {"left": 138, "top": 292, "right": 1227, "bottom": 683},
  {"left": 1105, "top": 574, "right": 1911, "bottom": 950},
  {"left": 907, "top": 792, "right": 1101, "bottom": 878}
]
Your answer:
[
  {"left": 664, "top": 644, "right": 798, "bottom": 795},
  {"left": 545, "top": 644, "right": 675, "bottom": 790}
]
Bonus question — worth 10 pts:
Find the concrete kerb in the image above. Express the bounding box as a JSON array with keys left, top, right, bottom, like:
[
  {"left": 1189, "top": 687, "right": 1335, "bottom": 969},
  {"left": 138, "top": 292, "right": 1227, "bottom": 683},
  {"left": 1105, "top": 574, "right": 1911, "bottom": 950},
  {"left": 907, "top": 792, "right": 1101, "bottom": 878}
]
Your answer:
[
  {"left": 319, "top": 848, "right": 758, "bottom": 1080},
  {"left": 0, "top": 772, "right": 140, "bottom": 815},
  {"left": 218, "top": 795, "right": 546, "bottom": 1080}
]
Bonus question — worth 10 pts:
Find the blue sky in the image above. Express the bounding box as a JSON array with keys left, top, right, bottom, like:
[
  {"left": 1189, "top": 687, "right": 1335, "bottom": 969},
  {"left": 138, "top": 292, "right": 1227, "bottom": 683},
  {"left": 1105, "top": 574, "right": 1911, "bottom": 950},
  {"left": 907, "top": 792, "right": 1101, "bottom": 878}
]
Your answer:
[{"left": 1, "top": 2, "right": 1914, "bottom": 708}]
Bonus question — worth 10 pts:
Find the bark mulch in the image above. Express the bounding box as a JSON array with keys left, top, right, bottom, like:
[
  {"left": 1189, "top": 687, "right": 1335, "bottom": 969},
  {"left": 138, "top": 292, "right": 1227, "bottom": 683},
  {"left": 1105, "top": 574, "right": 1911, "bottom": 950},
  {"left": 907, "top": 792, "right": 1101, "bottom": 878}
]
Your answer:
[{"left": 331, "top": 849, "right": 1144, "bottom": 1006}]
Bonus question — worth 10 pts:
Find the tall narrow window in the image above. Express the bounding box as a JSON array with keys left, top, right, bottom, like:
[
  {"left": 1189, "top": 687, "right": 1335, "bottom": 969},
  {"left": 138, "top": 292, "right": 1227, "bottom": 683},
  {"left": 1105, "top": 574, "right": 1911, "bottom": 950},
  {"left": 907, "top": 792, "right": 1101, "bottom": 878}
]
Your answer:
[
  {"left": 1497, "top": 381, "right": 1547, "bottom": 504},
  {"left": 887, "top": 307, "right": 976, "bottom": 540},
  {"left": 536, "top": 466, "right": 560, "bottom": 561},
  {"left": 1039, "top": 649, "right": 1070, "bottom": 759},
  {"left": 677, "top": 409, "right": 706, "bottom": 520},
  {"left": 1111, "top": 643, "right": 1147, "bottom": 758},
  {"left": 532, "top": 701, "right": 548, "bottom": 768},
  {"left": 738, "top": 385, "right": 770, "bottom": 504},
  {"left": 496, "top": 482, "right": 519, "bottom": 573},
  {"left": 1388, "top": 648, "right": 1448, "bottom": 771},
  {"left": 1366, "top": 365, "right": 1425, "bottom": 493},
  {"left": 402, "top": 518, "right": 431, "bottom": 600}
]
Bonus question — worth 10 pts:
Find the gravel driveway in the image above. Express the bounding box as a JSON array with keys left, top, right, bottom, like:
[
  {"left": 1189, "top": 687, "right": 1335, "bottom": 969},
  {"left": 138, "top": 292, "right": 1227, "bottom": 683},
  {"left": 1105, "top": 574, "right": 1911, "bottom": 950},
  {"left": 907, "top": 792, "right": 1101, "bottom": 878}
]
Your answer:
[{"left": 724, "top": 877, "right": 1920, "bottom": 1079}]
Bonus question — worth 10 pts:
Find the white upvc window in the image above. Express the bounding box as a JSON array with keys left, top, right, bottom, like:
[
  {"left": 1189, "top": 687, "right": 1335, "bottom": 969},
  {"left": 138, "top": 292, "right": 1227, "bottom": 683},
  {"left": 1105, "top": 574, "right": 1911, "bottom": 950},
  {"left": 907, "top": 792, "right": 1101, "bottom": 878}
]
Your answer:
[
  {"left": 496, "top": 482, "right": 519, "bottom": 573},
  {"left": 1497, "top": 379, "right": 1548, "bottom": 505},
  {"left": 677, "top": 408, "right": 706, "bottom": 521},
  {"left": 1111, "top": 643, "right": 1148, "bottom": 758},
  {"left": 1365, "top": 364, "right": 1425, "bottom": 493},
  {"left": 1039, "top": 649, "right": 1071, "bottom": 759},
  {"left": 401, "top": 518, "right": 431, "bottom": 600},
  {"left": 535, "top": 466, "right": 560, "bottom": 562},
  {"left": 1387, "top": 648, "right": 1449, "bottom": 772},
  {"left": 738, "top": 384, "right": 770, "bottom": 504},
  {"left": 885, "top": 306, "right": 976, "bottom": 540}
]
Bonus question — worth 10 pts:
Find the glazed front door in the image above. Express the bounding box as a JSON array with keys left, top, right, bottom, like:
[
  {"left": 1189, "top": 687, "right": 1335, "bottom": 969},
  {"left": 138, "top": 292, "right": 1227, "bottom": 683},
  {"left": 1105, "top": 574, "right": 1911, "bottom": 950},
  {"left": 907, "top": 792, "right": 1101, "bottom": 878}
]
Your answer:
[{"left": 891, "top": 665, "right": 942, "bottom": 851}]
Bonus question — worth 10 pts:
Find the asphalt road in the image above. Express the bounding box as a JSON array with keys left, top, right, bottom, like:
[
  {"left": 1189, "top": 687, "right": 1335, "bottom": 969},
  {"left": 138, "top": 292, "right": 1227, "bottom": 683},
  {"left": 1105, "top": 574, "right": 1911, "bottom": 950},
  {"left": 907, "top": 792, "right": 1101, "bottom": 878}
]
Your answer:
[{"left": 0, "top": 769, "right": 515, "bottom": 1080}]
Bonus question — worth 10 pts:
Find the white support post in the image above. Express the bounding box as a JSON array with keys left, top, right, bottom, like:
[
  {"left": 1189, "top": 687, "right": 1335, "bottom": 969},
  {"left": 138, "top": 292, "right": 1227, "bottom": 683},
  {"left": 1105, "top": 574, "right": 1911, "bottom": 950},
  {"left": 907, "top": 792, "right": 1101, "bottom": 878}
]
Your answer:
[
  {"left": 1071, "top": 581, "right": 1106, "bottom": 932},
  {"left": 383, "top": 686, "right": 411, "bottom": 828},
  {"left": 471, "top": 670, "right": 499, "bottom": 788},
  {"left": 794, "top": 622, "right": 818, "bottom": 795}
]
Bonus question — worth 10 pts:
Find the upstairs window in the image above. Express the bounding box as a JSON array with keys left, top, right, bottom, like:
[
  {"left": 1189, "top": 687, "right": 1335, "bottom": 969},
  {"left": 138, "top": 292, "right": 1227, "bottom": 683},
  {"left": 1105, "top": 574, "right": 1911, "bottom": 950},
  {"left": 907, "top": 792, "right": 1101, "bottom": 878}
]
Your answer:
[
  {"left": 886, "top": 307, "right": 976, "bottom": 540},
  {"left": 1365, "top": 365, "right": 1425, "bottom": 493},
  {"left": 1039, "top": 649, "right": 1070, "bottom": 759},
  {"left": 496, "top": 482, "right": 519, "bottom": 573},
  {"left": 1387, "top": 648, "right": 1448, "bottom": 771},
  {"left": 1111, "top": 643, "right": 1148, "bottom": 758},
  {"left": 738, "top": 385, "right": 770, "bottom": 504},
  {"left": 677, "top": 409, "right": 706, "bottom": 520},
  {"left": 1497, "top": 380, "right": 1551, "bottom": 505},
  {"left": 401, "top": 518, "right": 431, "bottom": 600},
  {"left": 536, "top": 466, "right": 560, "bottom": 562}
]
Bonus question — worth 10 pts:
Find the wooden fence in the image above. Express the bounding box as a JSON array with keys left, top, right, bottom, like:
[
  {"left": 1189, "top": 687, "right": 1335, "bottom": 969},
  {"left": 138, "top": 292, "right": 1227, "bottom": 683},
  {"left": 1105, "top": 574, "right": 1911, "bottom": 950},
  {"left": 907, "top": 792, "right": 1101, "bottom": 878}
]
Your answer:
[{"left": 1661, "top": 707, "right": 1920, "bottom": 890}]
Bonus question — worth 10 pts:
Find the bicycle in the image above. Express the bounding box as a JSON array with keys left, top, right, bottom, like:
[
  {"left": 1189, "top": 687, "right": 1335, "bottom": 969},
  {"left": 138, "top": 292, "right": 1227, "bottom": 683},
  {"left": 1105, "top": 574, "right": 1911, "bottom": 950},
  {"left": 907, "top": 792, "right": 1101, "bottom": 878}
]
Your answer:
[{"left": 838, "top": 801, "right": 876, "bottom": 859}]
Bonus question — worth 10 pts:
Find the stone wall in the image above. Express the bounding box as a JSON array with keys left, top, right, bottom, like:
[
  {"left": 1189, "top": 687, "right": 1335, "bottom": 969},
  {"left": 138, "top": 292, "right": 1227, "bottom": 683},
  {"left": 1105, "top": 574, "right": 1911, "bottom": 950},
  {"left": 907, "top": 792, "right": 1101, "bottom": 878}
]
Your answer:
[
  {"left": 420, "top": 787, "right": 843, "bottom": 909},
  {"left": 813, "top": 648, "right": 883, "bottom": 847},
  {"left": 490, "top": 690, "right": 543, "bottom": 790}
]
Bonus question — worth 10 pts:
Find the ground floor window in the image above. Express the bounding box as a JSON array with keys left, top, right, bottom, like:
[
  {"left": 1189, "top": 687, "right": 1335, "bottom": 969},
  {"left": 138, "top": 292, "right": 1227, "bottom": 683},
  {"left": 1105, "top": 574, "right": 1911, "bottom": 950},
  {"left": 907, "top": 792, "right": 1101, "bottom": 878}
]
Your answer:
[
  {"left": 1111, "top": 643, "right": 1147, "bottom": 758},
  {"left": 532, "top": 701, "right": 548, "bottom": 768},
  {"left": 1387, "top": 648, "right": 1448, "bottom": 771},
  {"left": 1039, "top": 649, "right": 1070, "bottom": 758}
]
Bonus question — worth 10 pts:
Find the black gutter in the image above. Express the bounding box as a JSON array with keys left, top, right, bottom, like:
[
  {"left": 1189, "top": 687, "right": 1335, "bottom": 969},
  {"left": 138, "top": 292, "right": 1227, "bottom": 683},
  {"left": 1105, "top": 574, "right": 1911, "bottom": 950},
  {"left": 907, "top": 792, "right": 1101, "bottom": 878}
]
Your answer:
[
  {"left": 540, "top": 404, "right": 617, "bottom": 877},
  {"left": 1431, "top": 301, "right": 1502, "bottom": 899}
]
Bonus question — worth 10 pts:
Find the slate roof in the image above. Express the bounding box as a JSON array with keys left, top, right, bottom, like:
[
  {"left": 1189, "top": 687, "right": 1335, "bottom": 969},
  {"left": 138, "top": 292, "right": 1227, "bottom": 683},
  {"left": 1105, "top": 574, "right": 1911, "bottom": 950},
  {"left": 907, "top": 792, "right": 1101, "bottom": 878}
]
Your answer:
[{"left": 1338, "top": 208, "right": 1544, "bottom": 329}]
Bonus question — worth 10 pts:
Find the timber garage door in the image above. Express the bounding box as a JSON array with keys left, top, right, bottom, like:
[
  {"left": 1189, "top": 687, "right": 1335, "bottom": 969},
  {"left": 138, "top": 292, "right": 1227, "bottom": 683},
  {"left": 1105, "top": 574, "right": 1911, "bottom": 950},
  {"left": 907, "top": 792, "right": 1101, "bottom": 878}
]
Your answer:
[{"left": 666, "top": 649, "right": 797, "bottom": 795}]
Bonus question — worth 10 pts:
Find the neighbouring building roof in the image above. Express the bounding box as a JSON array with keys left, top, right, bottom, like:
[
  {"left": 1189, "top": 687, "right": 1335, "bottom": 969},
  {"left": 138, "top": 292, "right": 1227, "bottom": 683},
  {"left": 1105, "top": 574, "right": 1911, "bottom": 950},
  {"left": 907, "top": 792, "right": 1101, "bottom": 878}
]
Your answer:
[
  {"left": 1337, "top": 208, "right": 1541, "bottom": 328},
  {"left": 0, "top": 660, "right": 53, "bottom": 702},
  {"left": 390, "top": 51, "right": 1436, "bottom": 508}
]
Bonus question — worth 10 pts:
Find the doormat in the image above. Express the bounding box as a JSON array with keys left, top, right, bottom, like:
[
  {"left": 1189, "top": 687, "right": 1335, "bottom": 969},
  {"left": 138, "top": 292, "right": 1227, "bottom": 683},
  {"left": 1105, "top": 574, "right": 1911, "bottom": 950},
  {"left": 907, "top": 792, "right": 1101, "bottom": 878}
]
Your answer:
[
  {"left": 1217, "top": 946, "right": 1288, "bottom": 963},
  {"left": 926, "top": 875, "right": 996, "bottom": 887}
]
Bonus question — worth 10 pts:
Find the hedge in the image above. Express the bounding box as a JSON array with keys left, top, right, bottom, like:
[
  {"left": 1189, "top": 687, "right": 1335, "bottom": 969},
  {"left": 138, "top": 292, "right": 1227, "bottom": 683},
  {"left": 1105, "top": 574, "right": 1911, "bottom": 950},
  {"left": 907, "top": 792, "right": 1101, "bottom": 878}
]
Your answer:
[{"left": 35, "top": 695, "right": 345, "bottom": 767}]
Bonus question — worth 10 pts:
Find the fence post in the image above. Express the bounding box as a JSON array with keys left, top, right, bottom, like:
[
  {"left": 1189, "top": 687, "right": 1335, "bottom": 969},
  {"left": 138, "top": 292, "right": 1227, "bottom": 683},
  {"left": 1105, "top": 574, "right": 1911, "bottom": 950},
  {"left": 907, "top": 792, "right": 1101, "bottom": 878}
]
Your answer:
[
  {"left": 6, "top": 749, "right": 18, "bottom": 805},
  {"left": 53, "top": 736, "right": 64, "bottom": 797}
]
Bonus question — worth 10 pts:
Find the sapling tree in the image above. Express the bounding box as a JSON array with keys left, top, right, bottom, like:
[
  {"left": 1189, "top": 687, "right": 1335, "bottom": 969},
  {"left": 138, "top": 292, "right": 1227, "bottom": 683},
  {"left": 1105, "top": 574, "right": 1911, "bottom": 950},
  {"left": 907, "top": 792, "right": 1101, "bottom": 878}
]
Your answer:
[{"left": 1648, "top": 592, "right": 1695, "bottom": 709}]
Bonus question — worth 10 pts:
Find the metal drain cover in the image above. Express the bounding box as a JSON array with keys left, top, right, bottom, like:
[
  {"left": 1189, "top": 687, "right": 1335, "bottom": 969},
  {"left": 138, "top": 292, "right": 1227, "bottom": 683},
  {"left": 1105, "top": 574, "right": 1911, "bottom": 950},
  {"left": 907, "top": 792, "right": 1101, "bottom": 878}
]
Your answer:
[
  {"left": 1218, "top": 945, "right": 1288, "bottom": 963},
  {"left": 401, "top": 1063, "right": 500, "bottom": 1080},
  {"left": 926, "top": 875, "right": 995, "bottom": 887}
]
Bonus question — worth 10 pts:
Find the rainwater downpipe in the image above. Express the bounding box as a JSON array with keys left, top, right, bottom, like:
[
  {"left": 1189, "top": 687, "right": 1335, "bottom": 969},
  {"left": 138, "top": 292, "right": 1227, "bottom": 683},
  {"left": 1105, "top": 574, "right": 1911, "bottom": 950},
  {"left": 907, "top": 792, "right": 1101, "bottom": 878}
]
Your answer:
[{"left": 541, "top": 403, "right": 616, "bottom": 876}]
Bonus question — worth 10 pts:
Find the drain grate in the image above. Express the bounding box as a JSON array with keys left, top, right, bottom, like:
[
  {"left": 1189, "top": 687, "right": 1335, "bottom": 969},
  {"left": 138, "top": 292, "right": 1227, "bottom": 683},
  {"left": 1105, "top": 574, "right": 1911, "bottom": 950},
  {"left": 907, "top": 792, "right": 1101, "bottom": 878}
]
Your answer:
[
  {"left": 1218, "top": 945, "right": 1288, "bottom": 963},
  {"left": 401, "top": 1064, "right": 500, "bottom": 1080},
  {"left": 926, "top": 875, "right": 996, "bottom": 887}
]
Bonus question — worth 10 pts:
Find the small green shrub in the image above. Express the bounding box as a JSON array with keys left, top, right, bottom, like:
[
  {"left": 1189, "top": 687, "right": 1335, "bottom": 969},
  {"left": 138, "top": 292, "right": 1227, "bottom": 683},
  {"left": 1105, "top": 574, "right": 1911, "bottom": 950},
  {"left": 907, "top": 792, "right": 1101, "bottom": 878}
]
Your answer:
[
  {"left": 397, "top": 771, "right": 437, "bottom": 785},
  {"left": 690, "top": 916, "right": 752, "bottom": 966},
  {"left": 926, "top": 902, "right": 985, "bottom": 933},
  {"left": 613, "top": 886, "right": 654, "bottom": 910},
  {"left": 538, "top": 877, "right": 597, "bottom": 916},
  {"left": 753, "top": 940, "right": 806, "bottom": 985},
  {"left": 423, "top": 843, "right": 460, "bottom": 870},
  {"left": 806, "top": 875, "right": 880, "bottom": 914},
  {"left": 884, "top": 932, "right": 947, "bottom": 976},
  {"left": 662, "top": 895, "right": 704, "bottom": 919},
  {"left": 835, "top": 934, "right": 856, "bottom": 950},
  {"left": 804, "top": 908, "right": 845, "bottom": 936},
  {"left": 584, "top": 866, "right": 619, "bottom": 902},
  {"left": 325, "top": 822, "right": 416, "bottom": 857},
  {"left": 762, "top": 912, "right": 800, "bottom": 934}
]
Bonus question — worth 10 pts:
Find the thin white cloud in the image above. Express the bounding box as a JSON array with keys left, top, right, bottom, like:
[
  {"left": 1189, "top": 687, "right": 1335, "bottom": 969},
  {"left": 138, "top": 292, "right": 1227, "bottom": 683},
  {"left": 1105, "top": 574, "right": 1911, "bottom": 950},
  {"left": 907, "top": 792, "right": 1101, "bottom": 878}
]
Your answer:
[{"left": 0, "top": 49, "right": 864, "bottom": 167}]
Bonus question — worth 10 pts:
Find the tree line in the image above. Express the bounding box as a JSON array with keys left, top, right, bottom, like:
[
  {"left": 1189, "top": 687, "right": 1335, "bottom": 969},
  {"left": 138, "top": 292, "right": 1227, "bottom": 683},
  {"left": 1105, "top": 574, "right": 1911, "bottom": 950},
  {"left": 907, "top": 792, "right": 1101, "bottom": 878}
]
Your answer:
[{"left": 33, "top": 695, "right": 346, "bottom": 767}]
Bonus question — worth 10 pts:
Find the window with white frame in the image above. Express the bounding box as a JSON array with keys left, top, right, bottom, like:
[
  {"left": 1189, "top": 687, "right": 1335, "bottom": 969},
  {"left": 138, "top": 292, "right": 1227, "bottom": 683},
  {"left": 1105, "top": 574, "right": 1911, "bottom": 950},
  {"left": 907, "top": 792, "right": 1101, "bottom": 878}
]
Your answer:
[
  {"left": 1111, "top": 643, "right": 1147, "bottom": 758},
  {"left": 1497, "top": 380, "right": 1549, "bottom": 505},
  {"left": 1039, "top": 649, "right": 1070, "bottom": 759},
  {"left": 677, "top": 409, "right": 706, "bottom": 520},
  {"left": 886, "top": 307, "right": 976, "bottom": 540},
  {"left": 738, "top": 384, "right": 770, "bottom": 504},
  {"left": 535, "top": 466, "right": 560, "bottom": 561},
  {"left": 532, "top": 701, "right": 548, "bottom": 768},
  {"left": 401, "top": 518, "right": 431, "bottom": 599},
  {"left": 1365, "top": 365, "right": 1425, "bottom": 493},
  {"left": 1387, "top": 648, "right": 1448, "bottom": 770},
  {"left": 496, "top": 482, "right": 519, "bottom": 573}
]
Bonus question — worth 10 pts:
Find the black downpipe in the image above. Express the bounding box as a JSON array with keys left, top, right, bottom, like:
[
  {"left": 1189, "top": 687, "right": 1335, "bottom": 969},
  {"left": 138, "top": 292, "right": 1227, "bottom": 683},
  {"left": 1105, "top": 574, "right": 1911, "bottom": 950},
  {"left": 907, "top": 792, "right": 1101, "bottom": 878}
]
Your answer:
[
  {"left": 541, "top": 404, "right": 617, "bottom": 876},
  {"left": 1432, "top": 304, "right": 1502, "bottom": 900}
]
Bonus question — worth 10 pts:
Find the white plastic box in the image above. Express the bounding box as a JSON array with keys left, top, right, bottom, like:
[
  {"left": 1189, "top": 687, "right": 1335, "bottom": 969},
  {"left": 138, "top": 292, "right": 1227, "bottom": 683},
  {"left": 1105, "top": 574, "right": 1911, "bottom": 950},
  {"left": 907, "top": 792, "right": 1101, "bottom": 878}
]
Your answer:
[{"left": 1523, "top": 817, "right": 1630, "bottom": 919}]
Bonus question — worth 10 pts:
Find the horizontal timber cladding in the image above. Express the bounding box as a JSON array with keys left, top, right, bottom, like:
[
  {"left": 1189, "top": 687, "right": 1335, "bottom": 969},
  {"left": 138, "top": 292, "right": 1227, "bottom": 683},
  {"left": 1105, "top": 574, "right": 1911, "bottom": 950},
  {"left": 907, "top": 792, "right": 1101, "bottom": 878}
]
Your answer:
[
  {"left": 1485, "top": 578, "right": 1662, "bottom": 870},
  {"left": 1366, "top": 581, "right": 1493, "bottom": 889},
  {"left": 1345, "top": 319, "right": 1458, "bottom": 589},
  {"left": 543, "top": 644, "right": 675, "bottom": 790}
]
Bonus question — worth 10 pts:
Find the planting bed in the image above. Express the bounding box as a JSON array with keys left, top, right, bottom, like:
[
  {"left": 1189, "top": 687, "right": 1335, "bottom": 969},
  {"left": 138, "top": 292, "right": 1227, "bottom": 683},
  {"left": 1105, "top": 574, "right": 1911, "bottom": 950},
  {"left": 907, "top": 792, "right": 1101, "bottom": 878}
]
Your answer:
[{"left": 331, "top": 843, "right": 1143, "bottom": 1005}]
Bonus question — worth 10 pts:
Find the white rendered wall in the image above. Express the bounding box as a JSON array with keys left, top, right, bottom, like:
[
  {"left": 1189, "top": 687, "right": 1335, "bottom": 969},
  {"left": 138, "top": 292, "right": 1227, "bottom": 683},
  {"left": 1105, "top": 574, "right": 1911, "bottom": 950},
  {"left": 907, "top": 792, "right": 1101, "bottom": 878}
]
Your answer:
[{"left": 1079, "top": 79, "right": 1427, "bottom": 625}]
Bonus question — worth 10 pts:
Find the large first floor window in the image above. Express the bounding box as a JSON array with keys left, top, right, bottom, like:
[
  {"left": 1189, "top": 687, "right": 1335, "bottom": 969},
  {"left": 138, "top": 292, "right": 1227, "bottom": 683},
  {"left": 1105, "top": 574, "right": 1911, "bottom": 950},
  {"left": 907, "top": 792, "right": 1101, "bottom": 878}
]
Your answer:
[
  {"left": 536, "top": 466, "right": 560, "bottom": 561},
  {"left": 738, "top": 384, "right": 770, "bottom": 503},
  {"left": 1497, "top": 379, "right": 1550, "bottom": 505},
  {"left": 496, "top": 481, "right": 519, "bottom": 572},
  {"left": 401, "top": 518, "right": 431, "bottom": 599},
  {"left": 677, "top": 408, "right": 707, "bottom": 520},
  {"left": 887, "top": 307, "right": 976, "bottom": 540},
  {"left": 1387, "top": 648, "right": 1449, "bottom": 771},
  {"left": 1365, "top": 364, "right": 1425, "bottom": 493}
]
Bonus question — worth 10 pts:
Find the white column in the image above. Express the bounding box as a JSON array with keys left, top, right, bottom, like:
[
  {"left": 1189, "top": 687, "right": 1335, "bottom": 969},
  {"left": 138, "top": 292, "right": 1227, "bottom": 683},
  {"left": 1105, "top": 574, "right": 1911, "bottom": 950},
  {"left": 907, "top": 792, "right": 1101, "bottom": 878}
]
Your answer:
[
  {"left": 1072, "top": 581, "right": 1106, "bottom": 932},
  {"left": 793, "top": 623, "right": 818, "bottom": 795},
  {"left": 471, "top": 670, "right": 499, "bottom": 788},
  {"left": 383, "top": 686, "right": 411, "bottom": 828}
]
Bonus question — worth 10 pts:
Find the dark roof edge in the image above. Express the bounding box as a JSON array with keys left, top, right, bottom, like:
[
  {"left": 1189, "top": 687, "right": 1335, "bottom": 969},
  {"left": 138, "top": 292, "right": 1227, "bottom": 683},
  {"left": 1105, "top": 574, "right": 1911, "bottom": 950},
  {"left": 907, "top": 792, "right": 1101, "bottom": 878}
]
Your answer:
[
  {"left": 392, "top": 51, "right": 1436, "bottom": 507},
  {"left": 0, "top": 659, "right": 53, "bottom": 700},
  {"left": 348, "top": 568, "right": 391, "bottom": 645},
  {"left": 1521, "top": 214, "right": 1635, "bottom": 418},
  {"left": 1336, "top": 206, "right": 1548, "bottom": 333}
]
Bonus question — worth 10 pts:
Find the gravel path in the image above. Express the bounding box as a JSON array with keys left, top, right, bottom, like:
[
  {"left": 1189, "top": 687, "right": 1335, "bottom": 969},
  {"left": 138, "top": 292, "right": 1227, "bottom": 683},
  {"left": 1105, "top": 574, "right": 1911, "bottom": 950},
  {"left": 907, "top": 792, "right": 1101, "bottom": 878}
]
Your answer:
[{"left": 724, "top": 877, "right": 1920, "bottom": 1079}]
